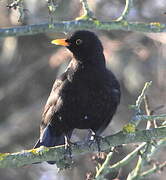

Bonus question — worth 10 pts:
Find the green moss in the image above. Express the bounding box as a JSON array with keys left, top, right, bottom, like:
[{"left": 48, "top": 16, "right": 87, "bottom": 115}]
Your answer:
[
  {"left": 48, "top": 24, "right": 55, "bottom": 29},
  {"left": 0, "top": 153, "right": 8, "bottom": 161},
  {"left": 30, "top": 149, "right": 38, "bottom": 154},
  {"left": 123, "top": 123, "right": 136, "bottom": 133},
  {"left": 93, "top": 20, "right": 100, "bottom": 26},
  {"left": 123, "top": 20, "right": 128, "bottom": 26}
]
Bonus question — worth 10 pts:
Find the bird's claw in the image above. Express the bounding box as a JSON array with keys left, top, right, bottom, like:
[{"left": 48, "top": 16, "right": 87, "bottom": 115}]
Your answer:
[
  {"left": 87, "top": 134, "right": 104, "bottom": 152},
  {"left": 87, "top": 132, "right": 112, "bottom": 153},
  {"left": 64, "top": 137, "right": 73, "bottom": 159},
  {"left": 64, "top": 136, "right": 78, "bottom": 159}
]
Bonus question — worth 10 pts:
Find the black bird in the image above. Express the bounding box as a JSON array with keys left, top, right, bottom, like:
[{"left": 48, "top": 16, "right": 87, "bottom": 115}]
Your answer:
[{"left": 34, "top": 30, "right": 120, "bottom": 154}]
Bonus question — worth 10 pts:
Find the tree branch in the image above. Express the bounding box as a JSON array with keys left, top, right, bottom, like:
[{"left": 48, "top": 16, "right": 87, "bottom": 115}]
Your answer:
[
  {"left": 0, "top": 20, "right": 165, "bottom": 38},
  {"left": 0, "top": 126, "right": 166, "bottom": 168},
  {"left": 135, "top": 114, "right": 166, "bottom": 122}
]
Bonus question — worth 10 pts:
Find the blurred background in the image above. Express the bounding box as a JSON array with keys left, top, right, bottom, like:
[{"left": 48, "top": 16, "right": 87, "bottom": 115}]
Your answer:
[{"left": 0, "top": 0, "right": 166, "bottom": 179}]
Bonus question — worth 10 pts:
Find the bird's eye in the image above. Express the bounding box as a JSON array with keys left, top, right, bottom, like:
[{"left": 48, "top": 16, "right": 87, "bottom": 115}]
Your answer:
[{"left": 75, "top": 39, "right": 82, "bottom": 45}]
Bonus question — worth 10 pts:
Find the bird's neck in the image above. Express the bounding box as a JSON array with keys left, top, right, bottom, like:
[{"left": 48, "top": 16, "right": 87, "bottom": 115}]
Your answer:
[
  {"left": 68, "top": 55, "right": 107, "bottom": 83},
  {"left": 74, "top": 52, "right": 106, "bottom": 69}
]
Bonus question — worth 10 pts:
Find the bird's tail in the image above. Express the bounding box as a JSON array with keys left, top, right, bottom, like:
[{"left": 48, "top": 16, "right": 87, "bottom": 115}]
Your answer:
[
  {"left": 34, "top": 124, "right": 66, "bottom": 146},
  {"left": 33, "top": 124, "right": 65, "bottom": 164},
  {"left": 33, "top": 124, "right": 72, "bottom": 164}
]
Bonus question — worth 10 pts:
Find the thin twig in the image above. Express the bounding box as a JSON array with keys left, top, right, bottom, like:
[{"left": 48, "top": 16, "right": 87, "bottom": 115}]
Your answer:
[
  {"left": 80, "top": 0, "right": 93, "bottom": 16},
  {"left": 135, "top": 81, "right": 152, "bottom": 111},
  {"left": 126, "top": 93, "right": 166, "bottom": 180},
  {"left": 135, "top": 114, "right": 166, "bottom": 122},
  {"left": 95, "top": 148, "right": 114, "bottom": 179},
  {"left": 140, "top": 161, "right": 166, "bottom": 179},
  {"left": 116, "top": 0, "right": 133, "bottom": 21},
  {"left": 96, "top": 143, "right": 146, "bottom": 179}
]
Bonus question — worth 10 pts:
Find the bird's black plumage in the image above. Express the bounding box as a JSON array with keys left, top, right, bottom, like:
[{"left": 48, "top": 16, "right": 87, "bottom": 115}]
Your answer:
[{"left": 34, "top": 30, "right": 121, "bottom": 158}]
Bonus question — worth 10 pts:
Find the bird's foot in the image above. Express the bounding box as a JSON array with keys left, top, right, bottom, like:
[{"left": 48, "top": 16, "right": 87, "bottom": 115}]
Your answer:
[
  {"left": 63, "top": 139, "right": 78, "bottom": 169},
  {"left": 64, "top": 136, "right": 72, "bottom": 159},
  {"left": 88, "top": 134, "right": 104, "bottom": 152},
  {"left": 86, "top": 129, "right": 111, "bottom": 152},
  {"left": 64, "top": 136, "right": 78, "bottom": 159}
]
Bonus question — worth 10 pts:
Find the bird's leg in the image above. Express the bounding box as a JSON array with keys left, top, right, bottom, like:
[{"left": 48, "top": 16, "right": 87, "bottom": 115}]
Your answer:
[
  {"left": 87, "top": 129, "right": 111, "bottom": 152},
  {"left": 64, "top": 135, "right": 72, "bottom": 158},
  {"left": 86, "top": 129, "right": 95, "bottom": 141},
  {"left": 86, "top": 130, "right": 102, "bottom": 152},
  {"left": 64, "top": 132, "right": 78, "bottom": 159},
  {"left": 94, "top": 134, "right": 102, "bottom": 152}
]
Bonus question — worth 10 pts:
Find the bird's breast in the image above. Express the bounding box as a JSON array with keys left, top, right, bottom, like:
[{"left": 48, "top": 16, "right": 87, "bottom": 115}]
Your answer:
[{"left": 60, "top": 73, "right": 116, "bottom": 129}]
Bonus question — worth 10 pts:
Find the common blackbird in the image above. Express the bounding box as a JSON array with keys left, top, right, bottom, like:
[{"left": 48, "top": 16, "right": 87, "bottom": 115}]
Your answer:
[{"left": 34, "top": 30, "right": 121, "bottom": 156}]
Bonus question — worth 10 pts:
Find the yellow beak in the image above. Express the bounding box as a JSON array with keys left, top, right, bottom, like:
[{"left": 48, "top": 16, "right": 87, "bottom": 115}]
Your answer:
[{"left": 51, "top": 39, "right": 69, "bottom": 46}]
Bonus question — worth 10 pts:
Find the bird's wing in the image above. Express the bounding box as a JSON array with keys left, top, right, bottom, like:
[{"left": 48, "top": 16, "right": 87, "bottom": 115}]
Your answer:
[
  {"left": 41, "top": 71, "right": 68, "bottom": 128},
  {"left": 41, "top": 60, "right": 77, "bottom": 128},
  {"left": 33, "top": 71, "right": 69, "bottom": 149}
]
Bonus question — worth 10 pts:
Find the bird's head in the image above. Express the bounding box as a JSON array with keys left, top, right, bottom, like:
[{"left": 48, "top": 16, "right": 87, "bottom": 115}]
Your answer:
[{"left": 51, "top": 30, "right": 104, "bottom": 62}]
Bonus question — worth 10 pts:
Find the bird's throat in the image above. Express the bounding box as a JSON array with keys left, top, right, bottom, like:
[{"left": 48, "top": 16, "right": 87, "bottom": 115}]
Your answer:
[{"left": 73, "top": 52, "right": 106, "bottom": 69}]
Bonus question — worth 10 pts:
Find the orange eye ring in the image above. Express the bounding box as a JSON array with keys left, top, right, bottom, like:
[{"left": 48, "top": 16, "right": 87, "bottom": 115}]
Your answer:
[{"left": 76, "top": 39, "right": 82, "bottom": 45}]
